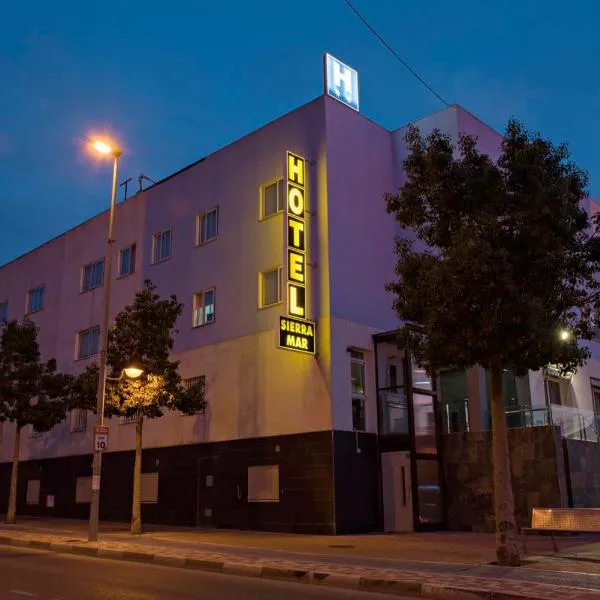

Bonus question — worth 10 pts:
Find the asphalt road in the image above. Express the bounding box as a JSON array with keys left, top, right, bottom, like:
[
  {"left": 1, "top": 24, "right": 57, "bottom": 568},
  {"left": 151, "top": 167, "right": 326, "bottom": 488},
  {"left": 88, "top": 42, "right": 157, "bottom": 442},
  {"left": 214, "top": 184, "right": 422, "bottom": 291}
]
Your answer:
[{"left": 0, "top": 546, "right": 407, "bottom": 600}]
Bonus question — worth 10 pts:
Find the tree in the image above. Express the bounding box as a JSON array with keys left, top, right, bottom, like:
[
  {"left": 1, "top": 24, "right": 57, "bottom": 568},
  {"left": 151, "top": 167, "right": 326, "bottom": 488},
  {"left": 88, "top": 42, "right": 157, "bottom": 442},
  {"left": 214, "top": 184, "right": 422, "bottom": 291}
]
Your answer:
[
  {"left": 385, "top": 120, "right": 600, "bottom": 566},
  {"left": 75, "top": 280, "right": 205, "bottom": 534},
  {"left": 0, "top": 319, "right": 72, "bottom": 524}
]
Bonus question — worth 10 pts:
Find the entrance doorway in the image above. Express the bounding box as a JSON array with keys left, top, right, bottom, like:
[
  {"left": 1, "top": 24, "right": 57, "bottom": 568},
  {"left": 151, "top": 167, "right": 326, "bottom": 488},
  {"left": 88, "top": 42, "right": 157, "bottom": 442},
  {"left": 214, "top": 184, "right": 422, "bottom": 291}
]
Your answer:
[{"left": 381, "top": 451, "right": 413, "bottom": 532}]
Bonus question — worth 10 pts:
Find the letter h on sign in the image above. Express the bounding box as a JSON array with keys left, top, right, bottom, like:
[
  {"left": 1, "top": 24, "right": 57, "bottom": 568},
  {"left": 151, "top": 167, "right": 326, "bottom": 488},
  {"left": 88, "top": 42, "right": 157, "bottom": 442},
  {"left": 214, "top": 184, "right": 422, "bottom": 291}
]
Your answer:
[{"left": 324, "top": 53, "right": 359, "bottom": 112}]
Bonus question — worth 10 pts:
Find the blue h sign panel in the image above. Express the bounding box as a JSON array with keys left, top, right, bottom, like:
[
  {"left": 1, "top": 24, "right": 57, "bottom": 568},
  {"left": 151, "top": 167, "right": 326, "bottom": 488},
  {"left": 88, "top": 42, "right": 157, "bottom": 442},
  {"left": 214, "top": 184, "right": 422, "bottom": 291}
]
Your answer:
[{"left": 324, "top": 53, "right": 359, "bottom": 112}]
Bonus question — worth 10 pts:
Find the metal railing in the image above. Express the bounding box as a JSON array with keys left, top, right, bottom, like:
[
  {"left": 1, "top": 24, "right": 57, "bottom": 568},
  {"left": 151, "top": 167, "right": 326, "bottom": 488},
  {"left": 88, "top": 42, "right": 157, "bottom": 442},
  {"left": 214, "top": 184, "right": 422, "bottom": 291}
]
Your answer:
[{"left": 504, "top": 404, "right": 600, "bottom": 442}]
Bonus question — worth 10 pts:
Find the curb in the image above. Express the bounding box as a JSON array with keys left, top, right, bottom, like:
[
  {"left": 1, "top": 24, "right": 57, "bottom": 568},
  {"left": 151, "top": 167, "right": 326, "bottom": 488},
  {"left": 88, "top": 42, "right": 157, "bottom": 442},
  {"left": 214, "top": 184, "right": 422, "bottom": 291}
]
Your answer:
[{"left": 0, "top": 535, "right": 589, "bottom": 600}]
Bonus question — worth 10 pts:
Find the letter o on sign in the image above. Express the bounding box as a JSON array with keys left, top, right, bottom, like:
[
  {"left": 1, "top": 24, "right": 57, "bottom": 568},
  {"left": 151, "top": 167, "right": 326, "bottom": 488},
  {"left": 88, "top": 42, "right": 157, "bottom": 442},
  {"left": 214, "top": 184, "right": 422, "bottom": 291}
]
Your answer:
[{"left": 288, "top": 187, "right": 304, "bottom": 216}]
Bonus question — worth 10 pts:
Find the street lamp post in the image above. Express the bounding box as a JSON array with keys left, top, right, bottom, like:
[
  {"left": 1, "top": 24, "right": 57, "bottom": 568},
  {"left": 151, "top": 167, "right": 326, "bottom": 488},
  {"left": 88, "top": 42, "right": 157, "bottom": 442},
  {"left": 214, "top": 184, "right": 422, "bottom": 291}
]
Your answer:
[{"left": 88, "top": 140, "right": 122, "bottom": 542}]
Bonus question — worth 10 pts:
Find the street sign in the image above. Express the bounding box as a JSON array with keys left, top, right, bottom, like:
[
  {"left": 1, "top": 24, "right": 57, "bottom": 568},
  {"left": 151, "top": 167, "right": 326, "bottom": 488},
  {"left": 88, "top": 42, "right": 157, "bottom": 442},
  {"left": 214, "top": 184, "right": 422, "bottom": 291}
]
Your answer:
[{"left": 94, "top": 426, "right": 109, "bottom": 452}]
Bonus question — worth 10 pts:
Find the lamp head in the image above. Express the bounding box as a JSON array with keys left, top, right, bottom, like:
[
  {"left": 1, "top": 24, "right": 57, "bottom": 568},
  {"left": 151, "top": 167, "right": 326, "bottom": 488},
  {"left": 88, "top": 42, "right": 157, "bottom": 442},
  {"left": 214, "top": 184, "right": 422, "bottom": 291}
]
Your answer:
[{"left": 123, "top": 363, "right": 144, "bottom": 379}]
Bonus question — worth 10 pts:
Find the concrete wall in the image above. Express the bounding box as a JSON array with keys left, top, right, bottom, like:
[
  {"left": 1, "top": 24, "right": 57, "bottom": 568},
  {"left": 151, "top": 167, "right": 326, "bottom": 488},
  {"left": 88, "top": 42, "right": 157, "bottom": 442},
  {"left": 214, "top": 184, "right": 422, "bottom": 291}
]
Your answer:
[{"left": 442, "top": 426, "right": 568, "bottom": 531}]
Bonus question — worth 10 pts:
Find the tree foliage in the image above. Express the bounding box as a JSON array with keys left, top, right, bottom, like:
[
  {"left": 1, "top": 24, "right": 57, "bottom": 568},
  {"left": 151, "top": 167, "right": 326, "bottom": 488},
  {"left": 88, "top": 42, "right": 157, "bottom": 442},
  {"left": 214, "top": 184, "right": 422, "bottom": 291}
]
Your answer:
[
  {"left": 0, "top": 319, "right": 70, "bottom": 431},
  {"left": 0, "top": 318, "right": 72, "bottom": 524},
  {"left": 385, "top": 119, "right": 600, "bottom": 567},
  {"left": 385, "top": 120, "right": 600, "bottom": 375},
  {"left": 71, "top": 280, "right": 205, "bottom": 418}
]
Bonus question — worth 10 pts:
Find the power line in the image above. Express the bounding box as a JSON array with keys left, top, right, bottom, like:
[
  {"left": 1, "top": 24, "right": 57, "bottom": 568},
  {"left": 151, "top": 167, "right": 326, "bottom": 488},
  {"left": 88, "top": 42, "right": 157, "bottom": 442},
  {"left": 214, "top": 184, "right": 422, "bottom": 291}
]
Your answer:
[{"left": 342, "top": 0, "right": 450, "bottom": 107}]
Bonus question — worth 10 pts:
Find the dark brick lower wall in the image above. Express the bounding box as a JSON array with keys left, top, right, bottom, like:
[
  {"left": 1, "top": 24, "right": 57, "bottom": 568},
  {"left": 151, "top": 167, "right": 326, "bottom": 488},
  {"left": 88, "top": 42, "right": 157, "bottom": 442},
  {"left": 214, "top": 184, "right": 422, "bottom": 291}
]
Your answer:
[
  {"left": 564, "top": 439, "right": 600, "bottom": 508},
  {"left": 442, "top": 426, "right": 568, "bottom": 532},
  {"left": 0, "top": 431, "right": 340, "bottom": 534},
  {"left": 333, "top": 431, "right": 379, "bottom": 534}
]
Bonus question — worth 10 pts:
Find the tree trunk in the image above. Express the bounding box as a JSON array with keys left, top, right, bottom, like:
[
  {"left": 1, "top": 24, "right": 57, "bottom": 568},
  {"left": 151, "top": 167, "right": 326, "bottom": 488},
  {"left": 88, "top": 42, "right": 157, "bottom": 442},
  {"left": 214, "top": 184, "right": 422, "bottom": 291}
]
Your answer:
[
  {"left": 6, "top": 424, "right": 21, "bottom": 525},
  {"left": 130, "top": 413, "right": 143, "bottom": 535},
  {"left": 489, "top": 365, "right": 521, "bottom": 566}
]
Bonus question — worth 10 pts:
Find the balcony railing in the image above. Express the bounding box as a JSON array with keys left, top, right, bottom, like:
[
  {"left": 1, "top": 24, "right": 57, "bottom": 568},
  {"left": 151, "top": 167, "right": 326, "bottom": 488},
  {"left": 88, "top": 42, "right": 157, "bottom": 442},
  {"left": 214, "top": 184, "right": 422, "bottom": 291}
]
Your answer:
[{"left": 504, "top": 404, "right": 600, "bottom": 442}]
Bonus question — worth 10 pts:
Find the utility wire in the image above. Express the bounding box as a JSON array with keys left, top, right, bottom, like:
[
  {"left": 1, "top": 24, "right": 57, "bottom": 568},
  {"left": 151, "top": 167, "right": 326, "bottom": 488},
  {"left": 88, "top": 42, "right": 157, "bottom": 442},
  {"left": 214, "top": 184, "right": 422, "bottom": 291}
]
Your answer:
[{"left": 343, "top": 0, "right": 450, "bottom": 107}]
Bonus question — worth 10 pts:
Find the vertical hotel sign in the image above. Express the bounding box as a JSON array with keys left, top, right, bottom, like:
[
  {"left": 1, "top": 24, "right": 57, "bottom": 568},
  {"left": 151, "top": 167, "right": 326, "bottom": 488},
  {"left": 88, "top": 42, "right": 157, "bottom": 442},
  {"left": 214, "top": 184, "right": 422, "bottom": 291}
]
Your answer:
[{"left": 279, "top": 152, "right": 316, "bottom": 354}]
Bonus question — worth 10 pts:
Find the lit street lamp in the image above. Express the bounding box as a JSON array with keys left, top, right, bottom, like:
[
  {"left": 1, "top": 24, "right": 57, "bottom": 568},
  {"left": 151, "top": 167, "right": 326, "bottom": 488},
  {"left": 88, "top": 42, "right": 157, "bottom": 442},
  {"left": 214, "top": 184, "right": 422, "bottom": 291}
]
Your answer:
[
  {"left": 106, "top": 363, "right": 145, "bottom": 382},
  {"left": 88, "top": 138, "right": 123, "bottom": 542},
  {"left": 559, "top": 329, "right": 571, "bottom": 342}
]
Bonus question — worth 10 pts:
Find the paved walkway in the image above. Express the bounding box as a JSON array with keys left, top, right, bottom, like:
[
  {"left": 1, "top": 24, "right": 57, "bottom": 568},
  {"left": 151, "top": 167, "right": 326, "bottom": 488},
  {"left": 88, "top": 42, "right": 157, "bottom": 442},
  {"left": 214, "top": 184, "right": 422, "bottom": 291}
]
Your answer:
[{"left": 1, "top": 519, "right": 600, "bottom": 599}]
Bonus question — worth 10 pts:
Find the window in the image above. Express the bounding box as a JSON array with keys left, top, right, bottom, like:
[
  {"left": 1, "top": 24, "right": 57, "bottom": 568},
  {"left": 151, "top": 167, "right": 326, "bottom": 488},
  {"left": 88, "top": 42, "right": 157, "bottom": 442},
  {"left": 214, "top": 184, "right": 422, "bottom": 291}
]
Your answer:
[
  {"left": 120, "top": 413, "right": 138, "bottom": 425},
  {"left": 351, "top": 350, "right": 367, "bottom": 431},
  {"left": 70, "top": 409, "right": 88, "bottom": 433},
  {"left": 259, "top": 267, "right": 282, "bottom": 307},
  {"left": 141, "top": 472, "right": 159, "bottom": 503},
  {"left": 82, "top": 259, "right": 105, "bottom": 292},
  {"left": 197, "top": 208, "right": 219, "bottom": 245},
  {"left": 78, "top": 327, "right": 100, "bottom": 359},
  {"left": 545, "top": 377, "right": 571, "bottom": 407},
  {"left": 260, "top": 180, "right": 284, "bottom": 219},
  {"left": 119, "top": 244, "right": 136, "bottom": 277},
  {"left": 184, "top": 375, "right": 205, "bottom": 391},
  {"left": 0, "top": 300, "right": 7, "bottom": 324},
  {"left": 75, "top": 477, "right": 92, "bottom": 504},
  {"left": 152, "top": 229, "right": 172, "bottom": 263},
  {"left": 183, "top": 376, "right": 206, "bottom": 414},
  {"left": 248, "top": 465, "right": 279, "bottom": 502},
  {"left": 193, "top": 289, "right": 215, "bottom": 327},
  {"left": 26, "top": 286, "right": 44, "bottom": 314},
  {"left": 592, "top": 378, "right": 600, "bottom": 415},
  {"left": 26, "top": 480, "right": 40, "bottom": 505}
]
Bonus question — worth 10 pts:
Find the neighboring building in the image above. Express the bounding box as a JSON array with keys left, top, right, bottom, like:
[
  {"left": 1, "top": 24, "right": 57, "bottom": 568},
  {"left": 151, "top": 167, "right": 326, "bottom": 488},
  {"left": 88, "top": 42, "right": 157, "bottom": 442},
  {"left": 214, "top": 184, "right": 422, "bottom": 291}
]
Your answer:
[{"left": 1, "top": 55, "right": 600, "bottom": 533}]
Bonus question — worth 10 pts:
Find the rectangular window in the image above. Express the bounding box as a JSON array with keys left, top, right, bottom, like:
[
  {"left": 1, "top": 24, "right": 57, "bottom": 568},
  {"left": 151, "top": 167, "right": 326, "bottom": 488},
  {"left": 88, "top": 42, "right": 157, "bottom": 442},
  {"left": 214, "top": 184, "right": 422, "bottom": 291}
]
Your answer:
[
  {"left": 141, "top": 472, "right": 159, "bottom": 503},
  {"left": 545, "top": 377, "right": 572, "bottom": 407},
  {"left": 75, "top": 477, "right": 92, "bottom": 504},
  {"left": 78, "top": 327, "right": 100, "bottom": 359},
  {"left": 26, "top": 286, "right": 44, "bottom": 314},
  {"left": 592, "top": 378, "right": 600, "bottom": 415},
  {"left": 70, "top": 409, "right": 88, "bottom": 433},
  {"left": 248, "top": 465, "right": 279, "bottom": 503},
  {"left": 259, "top": 267, "right": 282, "bottom": 307},
  {"left": 119, "top": 244, "right": 136, "bottom": 277},
  {"left": 152, "top": 229, "right": 172, "bottom": 263},
  {"left": 120, "top": 413, "right": 138, "bottom": 425},
  {"left": 0, "top": 300, "right": 7, "bottom": 324},
  {"left": 197, "top": 208, "right": 219, "bottom": 245},
  {"left": 260, "top": 180, "right": 284, "bottom": 219},
  {"left": 183, "top": 376, "right": 206, "bottom": 414},
  {"left": 351, "top": 351, "right": 367, "bottom": 431},
  {"left": 26, "top": 480, "right": 40, "bottom": 505},
  {"left": 193, "top": 289, "right": 215, "bottom": 327},
  {"left": 184, "top": 375, "right": 206, "bottom": 392},
  {"left": 82, "top": 259, "right": 105, "bottom": 292}
]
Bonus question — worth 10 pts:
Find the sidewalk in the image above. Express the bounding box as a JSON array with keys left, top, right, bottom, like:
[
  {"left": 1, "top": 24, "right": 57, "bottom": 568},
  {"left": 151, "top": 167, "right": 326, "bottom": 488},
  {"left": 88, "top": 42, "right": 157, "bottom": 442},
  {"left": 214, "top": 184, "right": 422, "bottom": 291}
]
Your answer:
[{"left": 1, "top": 518, "right": 600, "bottom": 600}]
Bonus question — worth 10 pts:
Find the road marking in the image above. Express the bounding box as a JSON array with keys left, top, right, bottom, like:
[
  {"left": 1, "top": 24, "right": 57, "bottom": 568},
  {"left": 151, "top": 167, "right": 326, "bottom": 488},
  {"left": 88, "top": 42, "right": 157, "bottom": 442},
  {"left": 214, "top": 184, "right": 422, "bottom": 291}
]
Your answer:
[{"left": 10, "top": 592, "right": 36, "bottom": 597}]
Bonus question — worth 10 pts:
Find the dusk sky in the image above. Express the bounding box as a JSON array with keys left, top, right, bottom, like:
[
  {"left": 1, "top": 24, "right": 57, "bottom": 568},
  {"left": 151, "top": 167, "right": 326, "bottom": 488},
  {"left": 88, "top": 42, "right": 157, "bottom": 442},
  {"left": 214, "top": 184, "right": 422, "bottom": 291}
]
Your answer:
[{"left": 1, "top": 1, "right": 599, "bottom": 266}]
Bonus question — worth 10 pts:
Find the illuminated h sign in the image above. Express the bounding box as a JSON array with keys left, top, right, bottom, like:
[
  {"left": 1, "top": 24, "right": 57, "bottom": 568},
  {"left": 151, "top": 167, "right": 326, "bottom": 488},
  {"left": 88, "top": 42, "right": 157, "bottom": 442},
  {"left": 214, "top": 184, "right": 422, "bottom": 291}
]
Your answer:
[
  {"left": 324, "top": 53, "right": 359, "bottom": 112},
  {"left": 280, "top": 151, "right": 316, "bottom": 355}
]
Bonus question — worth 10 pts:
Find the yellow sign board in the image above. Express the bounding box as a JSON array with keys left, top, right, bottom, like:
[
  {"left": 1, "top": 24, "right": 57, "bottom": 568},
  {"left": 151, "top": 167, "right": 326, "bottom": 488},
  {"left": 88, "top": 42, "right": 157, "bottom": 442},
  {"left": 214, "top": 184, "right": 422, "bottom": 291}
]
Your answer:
[
  {"left": 279, "top": 316, "right": 315, "bottom": 354},
  {"left": 279, "top": 151, "right": 316, "bottom": 354}
]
